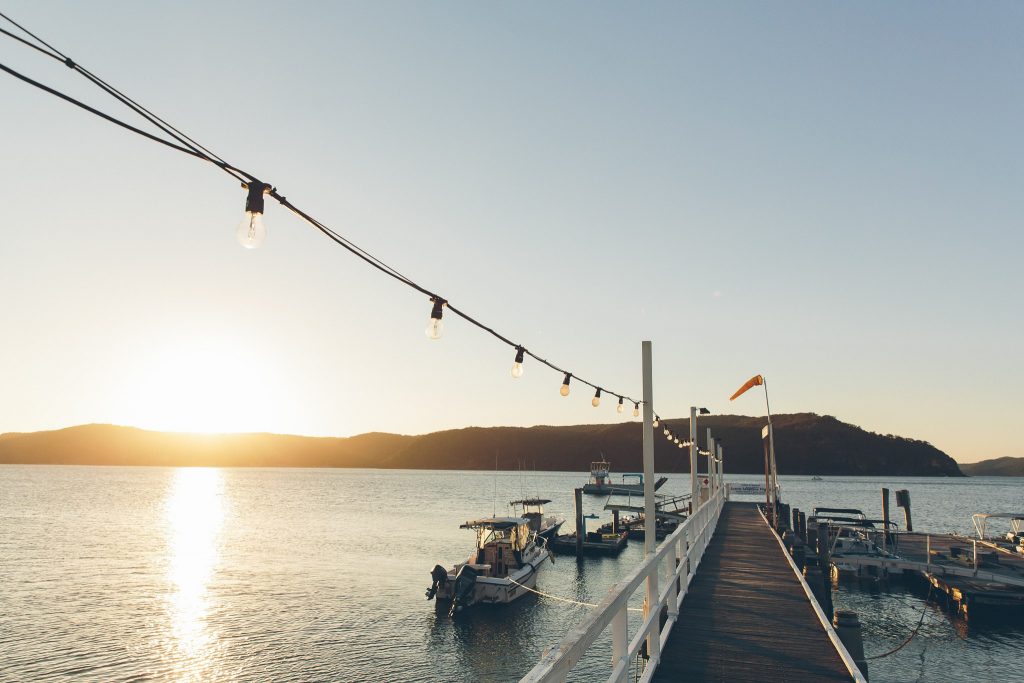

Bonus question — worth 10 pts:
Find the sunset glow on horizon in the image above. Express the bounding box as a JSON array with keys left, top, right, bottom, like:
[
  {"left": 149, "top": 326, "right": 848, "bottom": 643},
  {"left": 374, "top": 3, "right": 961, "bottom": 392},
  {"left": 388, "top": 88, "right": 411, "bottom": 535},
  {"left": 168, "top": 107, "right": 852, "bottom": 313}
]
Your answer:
[{"left": 1, "top": 2, "right": 1021, "bottom": 462}]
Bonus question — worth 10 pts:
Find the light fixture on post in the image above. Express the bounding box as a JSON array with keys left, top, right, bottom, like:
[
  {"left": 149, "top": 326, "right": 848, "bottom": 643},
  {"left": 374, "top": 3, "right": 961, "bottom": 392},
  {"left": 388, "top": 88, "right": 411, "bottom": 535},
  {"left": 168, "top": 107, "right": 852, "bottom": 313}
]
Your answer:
[
  {"left": 237, "top": 180, "right": 271, "bottom": 248},
  {"left": 616, "top": 397, "right": 624, "bottom": 413},
  {"left": 511, "top": 346, "right": 525, "bottom": 378},
  {"left": 559, "top": 373, "right": 571, "bottom": 397},
  {"left": 425, "top": 297, "right": 446, "bottom": 339},
  {"left": 592, "top": 388, "right": 602, "bottom": 408}
]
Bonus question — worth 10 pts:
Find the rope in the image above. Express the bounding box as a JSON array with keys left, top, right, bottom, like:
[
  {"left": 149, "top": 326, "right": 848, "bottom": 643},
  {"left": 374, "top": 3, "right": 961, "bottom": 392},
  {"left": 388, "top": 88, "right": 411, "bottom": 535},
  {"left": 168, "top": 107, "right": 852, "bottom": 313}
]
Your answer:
[
  {"left": 864, "top": 582, "right": 934, "bottom": 660},
  {"left": 508, "top": 578, "right": 643, "bottom": 612}
]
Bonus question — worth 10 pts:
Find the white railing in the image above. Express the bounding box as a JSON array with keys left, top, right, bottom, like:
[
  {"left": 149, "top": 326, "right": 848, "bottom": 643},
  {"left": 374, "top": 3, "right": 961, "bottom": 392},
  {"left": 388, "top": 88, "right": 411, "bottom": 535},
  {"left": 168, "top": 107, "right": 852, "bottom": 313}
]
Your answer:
[{"left": 520, "top": 485, "right": 726, "bottom": 683}]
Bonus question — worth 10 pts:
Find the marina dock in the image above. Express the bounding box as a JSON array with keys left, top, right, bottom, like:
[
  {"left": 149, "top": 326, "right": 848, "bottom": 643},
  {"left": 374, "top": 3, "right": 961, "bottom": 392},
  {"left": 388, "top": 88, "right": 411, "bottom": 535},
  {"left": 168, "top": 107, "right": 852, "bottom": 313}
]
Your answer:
[{"left": 653, "top": 502, "right": 853, "bottom": 682}]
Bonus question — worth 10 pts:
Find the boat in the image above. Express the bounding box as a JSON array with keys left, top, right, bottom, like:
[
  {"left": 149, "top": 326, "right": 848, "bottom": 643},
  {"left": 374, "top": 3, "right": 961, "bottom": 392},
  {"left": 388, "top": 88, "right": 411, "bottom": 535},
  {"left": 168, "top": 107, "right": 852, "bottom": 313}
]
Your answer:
[
  {"left": 811, "top": 476, "right": 824, "bottom": 481},
  {"left": 510, "top": 498, "right": 564, "bottom": 540},
  {"left": 971, "top": 513, "right": 1024, "bottom": 553},
  {"left": 425, "top": 517, "right": 550, "bottom": 616},
  {"left": 807, "top": 507, "right": 901, "bottom": 579},
  {"left": 582, "top": 458, "right": 668, "bottom": 495}
]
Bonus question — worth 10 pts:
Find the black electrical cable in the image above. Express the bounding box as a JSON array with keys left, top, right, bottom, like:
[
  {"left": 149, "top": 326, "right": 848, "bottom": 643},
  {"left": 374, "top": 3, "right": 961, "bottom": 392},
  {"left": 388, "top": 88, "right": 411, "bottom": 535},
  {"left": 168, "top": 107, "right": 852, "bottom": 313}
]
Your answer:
[{"left": 0, "top": 14, "right": 644, "bottom": 408}]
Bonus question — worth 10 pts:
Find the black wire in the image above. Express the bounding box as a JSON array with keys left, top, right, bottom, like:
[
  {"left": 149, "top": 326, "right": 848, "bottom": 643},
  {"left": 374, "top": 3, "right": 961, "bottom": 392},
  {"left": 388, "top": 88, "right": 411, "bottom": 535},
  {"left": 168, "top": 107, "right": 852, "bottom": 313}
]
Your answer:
[
  {"left": 0, "top": 15, "right": 644, "bottom": 409},
  {"left": 0, "top": 60, "right": 205, "bottom": 160}
]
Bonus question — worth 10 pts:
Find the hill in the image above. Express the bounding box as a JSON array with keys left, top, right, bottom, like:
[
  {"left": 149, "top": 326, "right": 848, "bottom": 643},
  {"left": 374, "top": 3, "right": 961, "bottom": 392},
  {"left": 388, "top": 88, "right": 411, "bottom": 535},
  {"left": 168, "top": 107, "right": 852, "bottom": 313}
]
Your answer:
[
  {"left": 0, "top": 414, "right": 962, "bottom": 476},
  {"left": 958, "top": 457, "right": 1024, "bottom": 476}
]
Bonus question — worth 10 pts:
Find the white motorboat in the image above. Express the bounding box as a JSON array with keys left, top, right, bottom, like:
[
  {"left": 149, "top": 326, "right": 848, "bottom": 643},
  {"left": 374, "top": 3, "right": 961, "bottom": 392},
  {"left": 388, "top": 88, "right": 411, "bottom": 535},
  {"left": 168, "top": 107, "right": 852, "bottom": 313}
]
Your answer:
[
  {"left": 509, "top": 498, "right": 564, "bottom": 540},
  {"left": 426, "top": 517, "right": 549, "bottom": 616}
]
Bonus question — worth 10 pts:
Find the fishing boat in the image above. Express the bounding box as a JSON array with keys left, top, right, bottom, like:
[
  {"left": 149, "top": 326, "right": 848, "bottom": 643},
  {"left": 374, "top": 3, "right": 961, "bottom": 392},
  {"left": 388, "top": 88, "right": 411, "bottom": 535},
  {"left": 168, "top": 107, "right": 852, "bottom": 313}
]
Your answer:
[
  {"left": 582, "top": 458, "right": 667, "bottom": 495},
  {"left": 425, "top": 517, "right": 549, "bottom": 616},
  {"left": 510, "top": 498, "right": 564, "bottom": 540}
]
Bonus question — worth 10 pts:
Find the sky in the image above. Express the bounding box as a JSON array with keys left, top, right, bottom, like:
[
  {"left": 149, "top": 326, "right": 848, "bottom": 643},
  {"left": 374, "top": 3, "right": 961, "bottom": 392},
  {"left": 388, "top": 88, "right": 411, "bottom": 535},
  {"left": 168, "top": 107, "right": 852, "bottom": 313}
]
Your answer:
[{"left": 1, "top": 2, "right": 1021, "bottom": 462}]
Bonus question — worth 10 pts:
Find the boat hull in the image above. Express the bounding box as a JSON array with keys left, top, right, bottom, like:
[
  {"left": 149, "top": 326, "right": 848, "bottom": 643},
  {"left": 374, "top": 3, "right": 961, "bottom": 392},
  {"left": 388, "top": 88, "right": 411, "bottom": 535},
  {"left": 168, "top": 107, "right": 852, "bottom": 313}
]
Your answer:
[{"left": 435, "top": 549, "right": 548, "bottom": 607}]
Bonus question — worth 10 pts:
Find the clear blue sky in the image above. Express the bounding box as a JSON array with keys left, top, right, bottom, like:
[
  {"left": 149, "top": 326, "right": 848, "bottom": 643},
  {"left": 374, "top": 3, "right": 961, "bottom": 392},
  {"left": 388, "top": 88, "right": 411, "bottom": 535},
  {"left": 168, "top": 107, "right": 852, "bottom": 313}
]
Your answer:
[{"left": 1, "top": 2, "right": 1021, "bottom": 462}]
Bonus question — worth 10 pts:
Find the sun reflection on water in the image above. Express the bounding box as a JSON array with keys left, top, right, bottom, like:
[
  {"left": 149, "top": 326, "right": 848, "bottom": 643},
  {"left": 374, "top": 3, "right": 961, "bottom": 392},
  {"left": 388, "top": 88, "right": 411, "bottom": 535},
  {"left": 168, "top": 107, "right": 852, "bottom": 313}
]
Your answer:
[{"left": 164, "top": 467, "right": 225, "bottom": 672}]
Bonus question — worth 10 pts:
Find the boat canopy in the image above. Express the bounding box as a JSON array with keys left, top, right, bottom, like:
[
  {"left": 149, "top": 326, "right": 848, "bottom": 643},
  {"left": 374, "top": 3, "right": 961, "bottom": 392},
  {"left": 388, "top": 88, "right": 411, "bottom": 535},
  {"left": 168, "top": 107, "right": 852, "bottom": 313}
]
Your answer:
[
  {"left": 509, "top": 498, "right": 552, "bottom": 507},
  {"left": 460, "top": 517, "right": 530, "bottom": 530},
  {"left": 972, "top": 513, "right": 1024, "bottom": 539},
  {"left": 621, "top": 473, "right": 644, "bottom": 483}
]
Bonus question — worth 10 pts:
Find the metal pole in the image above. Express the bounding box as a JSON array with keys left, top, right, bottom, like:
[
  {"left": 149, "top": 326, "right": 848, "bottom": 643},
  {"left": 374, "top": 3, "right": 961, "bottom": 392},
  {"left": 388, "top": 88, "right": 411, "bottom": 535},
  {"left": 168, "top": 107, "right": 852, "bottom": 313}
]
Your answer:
[
  {"left": 706, "top": 433, "right": 715, "bottom": 506},
  {"left": 641, "top": 341, "right": 661, "bottom": 663},
  {"left": 689, "top": 406, "right": 698, "bottom": 508},
  {"left": 716, "top": 443, "right": 723, "bottom": 493},
  {"left": 642, "top": 341, "right": 656, "bottom": 557}
]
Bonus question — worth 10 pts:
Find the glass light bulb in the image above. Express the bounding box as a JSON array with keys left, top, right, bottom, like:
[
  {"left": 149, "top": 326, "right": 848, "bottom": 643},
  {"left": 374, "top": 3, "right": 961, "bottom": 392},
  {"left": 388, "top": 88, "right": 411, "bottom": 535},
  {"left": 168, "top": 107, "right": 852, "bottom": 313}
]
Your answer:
[
  {"left": 511, "top": 362, "right": 524, "bottom": 378},
  {"left": 237, "top": 211, "right": 266, "bottom": 248},
  {"left": 633, "top": 406, "right": 640, "bottom": 417},
  {"left": 666, "top": 433, "right": 672, "bottom": 441},
  {"left": 616, "top": 403, "right": 624, "bottom": 414},
  {"left": 591, "top": 396, "right": 601, "bottom": 407},
  {"left": 678, "top": 442, "right": 684, "bottom": 449},
  {"left": 652, "top": 418, "right": 659, "bottom": 427},
  {"left": 559, "top": 384, "right": 570, "bottom": 397},
  {"left": 425, "top": 317, "right": 444, "bottom": 340},
  {"left": 674, "top": 437, "right": 680, "bottom": 444},
  {"left": 663, "top": 428, "right": 669, "bottom": 436}
]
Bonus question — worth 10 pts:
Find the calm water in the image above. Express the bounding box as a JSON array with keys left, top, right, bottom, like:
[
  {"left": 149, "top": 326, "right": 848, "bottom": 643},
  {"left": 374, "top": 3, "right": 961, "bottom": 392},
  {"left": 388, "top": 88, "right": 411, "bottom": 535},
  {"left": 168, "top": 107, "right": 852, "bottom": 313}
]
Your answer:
[{"left": 1, "top": 467, "right": 1022, "bottom": 682}]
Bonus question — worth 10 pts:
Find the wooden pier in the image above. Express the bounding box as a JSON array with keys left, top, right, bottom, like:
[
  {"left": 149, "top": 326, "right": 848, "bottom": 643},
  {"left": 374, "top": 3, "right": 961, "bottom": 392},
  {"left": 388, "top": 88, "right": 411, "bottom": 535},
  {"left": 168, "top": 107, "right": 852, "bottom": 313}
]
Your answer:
[{"left": 652, "top": 502, "right": 854, "bottom": 682}]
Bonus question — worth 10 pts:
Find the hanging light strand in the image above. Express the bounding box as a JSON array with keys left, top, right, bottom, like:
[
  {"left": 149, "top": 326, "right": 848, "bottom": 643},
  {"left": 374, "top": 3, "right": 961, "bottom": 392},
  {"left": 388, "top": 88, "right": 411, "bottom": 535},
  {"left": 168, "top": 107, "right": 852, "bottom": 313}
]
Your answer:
[{"left": 0, "top": 14, "right": 646, "bottom": 410}]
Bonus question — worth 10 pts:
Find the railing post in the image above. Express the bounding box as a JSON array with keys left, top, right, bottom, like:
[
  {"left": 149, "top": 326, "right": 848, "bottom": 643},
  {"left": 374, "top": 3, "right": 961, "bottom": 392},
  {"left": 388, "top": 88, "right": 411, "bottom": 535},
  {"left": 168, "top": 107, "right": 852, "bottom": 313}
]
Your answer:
[
  {"left": 611, "top": 604, "right": 628, "bottom": 682},
  {"left": 641, "top": 341, "right": 661, "bottom": 666}
]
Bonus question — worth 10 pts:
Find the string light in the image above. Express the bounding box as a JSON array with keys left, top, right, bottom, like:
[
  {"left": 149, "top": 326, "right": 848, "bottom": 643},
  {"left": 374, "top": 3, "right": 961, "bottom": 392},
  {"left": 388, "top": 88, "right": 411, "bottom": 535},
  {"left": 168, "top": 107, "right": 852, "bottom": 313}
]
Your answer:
[
  {"left": 616, "top": 397, "right": 624, "bottom": 413},
  {"left": 425, "top": 298, "right": 446, "bottom": 340},
  {"left": 632, "top": 402, "right": 640, "bottom": 417},
  {"left": 237, "top": 181, "right": 270, "bottom": 248},
  {"left": 663, "top": 426, "right": 670, "bottom": 436},
  {"left": 653, "top": 416, "right": 660, "bottom": 428},
  {"left": 511, "top": 346, "right": 525, "bottom": 379},
  {"left": 665, "top": 431, "right": 673, "bottom": 441},
  {"left": 592, "top": 388, "right": 602, "bottom": 408},
  {"left": 0, "top": 13, "right": 657, "bottom": 419}
]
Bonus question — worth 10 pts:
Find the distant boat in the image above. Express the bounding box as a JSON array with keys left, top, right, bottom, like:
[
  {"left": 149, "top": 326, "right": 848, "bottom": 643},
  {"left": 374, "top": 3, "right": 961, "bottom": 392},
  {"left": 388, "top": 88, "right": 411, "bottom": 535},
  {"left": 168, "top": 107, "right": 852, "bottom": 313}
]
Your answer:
[
  {"left": 811, "top": 476, "right": 824, "bottom": 482},
  {"left": 425, "top": 517, "right": 549, "bottom": 616},
  {"left": 582, "top": 458, "right": 667, "bottom": 495},
  {"left": 510, "top": 498, "right": 564, "bottom": 540}
]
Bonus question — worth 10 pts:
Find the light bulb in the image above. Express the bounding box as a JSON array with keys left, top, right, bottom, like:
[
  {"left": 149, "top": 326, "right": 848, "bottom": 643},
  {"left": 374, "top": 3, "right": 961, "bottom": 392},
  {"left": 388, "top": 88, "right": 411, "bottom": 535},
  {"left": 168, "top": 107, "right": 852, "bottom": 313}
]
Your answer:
[
  {"left": 237, "top": 211, "right": 266, "bottom": 248},
  {"left": 674, "top": 437, "right": 680, "bottom": 444},
  {"left": 678, "top": 442, "right": 684, "bottom": 449},
  {"left": 560, "top": 373, "right": 571, "bottom": 397},
  {"left": 663, "top": 427, "right": 670, "bottom": 436},
  {"left": 511, "top": 346, "right": 525, "bottom": 378},
  {"left": 616, "top": 398, "right": 624, "bottom": 414},
  {"left": 633, "top": 403, "right": 640, "bottom": 417},
  {"left": 592, "top": 388, "right": 602, "bottom": 408},
  {"left": 653, "top": 417, "right": 660, "bottom": 428},
  {"left": 666, "top": 432, "right": 672, "bottom": 441},
  {"left": 238, "top": 180, "right": 270, "bottom": 249},
  {"left": 425, "top": 298, "right": 445, "bottom": 340}
]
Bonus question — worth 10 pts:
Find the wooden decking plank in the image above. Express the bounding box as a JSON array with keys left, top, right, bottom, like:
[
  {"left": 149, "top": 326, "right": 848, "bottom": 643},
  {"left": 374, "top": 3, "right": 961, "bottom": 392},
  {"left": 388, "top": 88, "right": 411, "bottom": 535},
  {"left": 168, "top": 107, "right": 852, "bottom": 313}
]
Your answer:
[{"left": 651, "top": 502, "right": 853, "bottom": 682}]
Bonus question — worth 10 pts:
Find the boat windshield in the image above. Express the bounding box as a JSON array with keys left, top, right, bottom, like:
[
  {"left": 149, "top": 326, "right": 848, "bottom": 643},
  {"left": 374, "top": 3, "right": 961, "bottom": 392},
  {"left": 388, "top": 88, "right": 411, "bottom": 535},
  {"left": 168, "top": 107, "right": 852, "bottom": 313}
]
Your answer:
[{"left": 478, "top": 523, "right": 530, "bottom": 551}]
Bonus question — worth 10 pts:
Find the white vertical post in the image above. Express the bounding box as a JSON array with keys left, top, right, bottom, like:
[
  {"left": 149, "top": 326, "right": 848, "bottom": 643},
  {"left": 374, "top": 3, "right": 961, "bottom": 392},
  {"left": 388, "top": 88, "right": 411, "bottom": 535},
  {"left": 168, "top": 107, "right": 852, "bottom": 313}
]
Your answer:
[
  {"left": 689, "top": 406, "right": 698, "bottom": 509},
  {"left": 641, "top": 341, "right": 660, "bottom": 664},
  {"left": 706, "top": 433, "right": 715, "bottom": 506},
  {"left": 611, "top": 605, "right": 628, "bottom": 679},
  {"left": 716, "top": 443, "right": 724, "bottom": 493}
]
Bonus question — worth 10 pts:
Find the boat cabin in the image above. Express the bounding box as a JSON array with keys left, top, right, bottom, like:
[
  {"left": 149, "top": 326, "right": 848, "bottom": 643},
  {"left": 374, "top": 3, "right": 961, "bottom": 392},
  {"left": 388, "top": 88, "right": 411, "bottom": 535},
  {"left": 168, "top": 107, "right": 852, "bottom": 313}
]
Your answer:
[
  {"left": 589, "top": 459, "right": 611, "bottom": 486},
  {"left": 459, "top": 517, "right": 532, "bottom": 579},
  {"left": 509, "top": 498, "right": 551, "bottom": 534}
]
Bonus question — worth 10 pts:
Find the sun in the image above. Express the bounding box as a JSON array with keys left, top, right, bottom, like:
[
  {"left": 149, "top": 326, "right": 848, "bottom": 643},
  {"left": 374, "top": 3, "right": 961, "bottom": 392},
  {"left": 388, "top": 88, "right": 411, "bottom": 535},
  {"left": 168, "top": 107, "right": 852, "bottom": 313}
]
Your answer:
[{"left": 114, "top": 336, "right": 287, "bottom": 434}]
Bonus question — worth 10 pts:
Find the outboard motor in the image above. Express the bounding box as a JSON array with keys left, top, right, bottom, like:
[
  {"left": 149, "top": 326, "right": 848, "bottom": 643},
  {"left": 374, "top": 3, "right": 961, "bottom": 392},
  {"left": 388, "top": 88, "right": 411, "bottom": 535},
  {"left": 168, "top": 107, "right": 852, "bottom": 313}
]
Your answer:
[
  {"left": 449, "top": 564, "right": 479, "bottom": 617},
  {"left": 425, "top": 565, "right": 448, "bottom": 600}
]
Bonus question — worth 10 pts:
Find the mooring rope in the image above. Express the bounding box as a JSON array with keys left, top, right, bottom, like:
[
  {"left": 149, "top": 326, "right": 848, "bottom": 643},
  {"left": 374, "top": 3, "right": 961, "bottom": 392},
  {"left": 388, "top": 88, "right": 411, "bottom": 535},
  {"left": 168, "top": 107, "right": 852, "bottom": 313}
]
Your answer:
[
  {"left": 508, "top": 578, "right": 644, "bottom": 612},
  {"left": 864, "top": 583, "right": 935, "bottom": 660}
]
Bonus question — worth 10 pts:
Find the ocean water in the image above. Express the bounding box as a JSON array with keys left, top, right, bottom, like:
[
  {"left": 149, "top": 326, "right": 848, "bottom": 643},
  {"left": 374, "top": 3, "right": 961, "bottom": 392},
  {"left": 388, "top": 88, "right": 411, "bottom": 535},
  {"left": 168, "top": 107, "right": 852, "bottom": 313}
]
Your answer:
[{"left": 1, "top": 466, "right": 1022, "bottom": 682}]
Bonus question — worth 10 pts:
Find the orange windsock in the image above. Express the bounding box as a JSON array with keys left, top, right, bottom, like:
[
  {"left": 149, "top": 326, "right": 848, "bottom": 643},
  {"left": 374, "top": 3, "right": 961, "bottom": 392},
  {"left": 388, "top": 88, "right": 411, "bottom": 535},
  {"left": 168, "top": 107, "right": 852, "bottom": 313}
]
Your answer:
[{"left": 730, "top": 374, "right": 764, "bottom": 401}]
